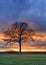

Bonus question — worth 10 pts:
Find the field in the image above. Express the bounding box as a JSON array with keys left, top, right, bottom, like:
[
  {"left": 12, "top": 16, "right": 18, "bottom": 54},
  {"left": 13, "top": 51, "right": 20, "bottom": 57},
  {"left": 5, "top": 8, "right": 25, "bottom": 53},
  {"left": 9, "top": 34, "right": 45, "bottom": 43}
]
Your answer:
[{"left": 0, "top": 54, "right": 46, "bottom": 65}]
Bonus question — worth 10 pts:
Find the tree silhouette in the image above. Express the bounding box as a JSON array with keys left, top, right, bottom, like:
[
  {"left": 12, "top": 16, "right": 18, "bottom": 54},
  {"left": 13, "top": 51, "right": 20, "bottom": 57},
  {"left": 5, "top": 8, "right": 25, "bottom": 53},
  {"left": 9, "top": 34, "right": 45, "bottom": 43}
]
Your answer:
[{"left": 4, "top": 22, "right": 34, "bottom": 54}]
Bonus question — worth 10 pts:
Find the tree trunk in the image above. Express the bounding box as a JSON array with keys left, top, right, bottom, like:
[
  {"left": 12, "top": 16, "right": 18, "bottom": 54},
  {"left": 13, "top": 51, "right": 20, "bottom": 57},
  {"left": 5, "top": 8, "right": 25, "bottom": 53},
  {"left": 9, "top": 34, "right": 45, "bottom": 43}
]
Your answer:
[{"left": 19, "top": 41, "right": 21, "bottom": 54}]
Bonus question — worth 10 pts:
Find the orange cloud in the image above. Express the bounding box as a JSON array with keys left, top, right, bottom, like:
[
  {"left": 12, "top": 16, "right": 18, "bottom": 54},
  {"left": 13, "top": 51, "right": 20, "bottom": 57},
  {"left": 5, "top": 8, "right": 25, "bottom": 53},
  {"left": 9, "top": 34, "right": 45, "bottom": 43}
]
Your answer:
[
  {"left": 0, "top": 32, "right": 46, "bottom": 52},
  {"left": 0, "top": 31, "right": 46, "bottom": 42},
  {"left": 32, "top": 32, "right": 46, "bottom": 41},
  {"left": 2, "top": 45, "right": 46, "bottom": 52}
]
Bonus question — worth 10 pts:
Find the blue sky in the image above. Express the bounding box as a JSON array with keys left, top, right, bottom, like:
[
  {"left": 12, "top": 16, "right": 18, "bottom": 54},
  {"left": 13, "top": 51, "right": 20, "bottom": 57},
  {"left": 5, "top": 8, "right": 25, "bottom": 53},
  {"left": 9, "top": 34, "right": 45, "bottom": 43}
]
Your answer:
[{"left": 0, "top": 0, "right": 46, "bottom": 31}]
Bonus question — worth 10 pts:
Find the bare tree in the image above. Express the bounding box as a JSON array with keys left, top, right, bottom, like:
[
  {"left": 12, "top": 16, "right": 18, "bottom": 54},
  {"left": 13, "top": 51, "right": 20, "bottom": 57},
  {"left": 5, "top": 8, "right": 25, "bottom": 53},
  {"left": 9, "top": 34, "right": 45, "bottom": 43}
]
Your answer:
[{"left": 4, "top": 22, "right": 34, "bottom": 54}]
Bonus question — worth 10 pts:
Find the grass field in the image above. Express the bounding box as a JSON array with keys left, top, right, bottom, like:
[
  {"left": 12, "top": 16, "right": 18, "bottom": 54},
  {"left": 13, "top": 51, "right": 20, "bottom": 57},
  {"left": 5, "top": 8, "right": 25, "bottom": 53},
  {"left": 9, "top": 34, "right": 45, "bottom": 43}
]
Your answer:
[{"left": 0, "top": 54, "right": 46, "bottom": 65}]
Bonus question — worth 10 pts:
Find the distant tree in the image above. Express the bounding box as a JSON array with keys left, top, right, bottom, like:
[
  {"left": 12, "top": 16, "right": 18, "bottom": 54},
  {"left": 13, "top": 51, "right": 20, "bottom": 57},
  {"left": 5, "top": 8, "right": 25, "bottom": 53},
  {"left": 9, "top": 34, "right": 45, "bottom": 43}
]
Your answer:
[{"left": 4, "top": 22, "right": 34, "bottom": 54}]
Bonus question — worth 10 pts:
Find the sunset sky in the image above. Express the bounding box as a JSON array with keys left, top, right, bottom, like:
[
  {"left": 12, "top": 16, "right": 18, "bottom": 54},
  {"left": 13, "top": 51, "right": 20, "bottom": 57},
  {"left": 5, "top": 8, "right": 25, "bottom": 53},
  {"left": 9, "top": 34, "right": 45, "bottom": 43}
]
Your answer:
[{"left": 0, "top": 0, "right": 46, "bottom": 52}]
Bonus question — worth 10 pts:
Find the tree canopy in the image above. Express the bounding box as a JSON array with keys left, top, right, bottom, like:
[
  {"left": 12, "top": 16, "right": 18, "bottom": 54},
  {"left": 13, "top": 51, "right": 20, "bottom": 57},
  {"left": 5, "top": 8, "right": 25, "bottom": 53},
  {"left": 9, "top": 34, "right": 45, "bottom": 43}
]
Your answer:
[{"left": 4, "top": 22, "right": 34, "bottom": 53}]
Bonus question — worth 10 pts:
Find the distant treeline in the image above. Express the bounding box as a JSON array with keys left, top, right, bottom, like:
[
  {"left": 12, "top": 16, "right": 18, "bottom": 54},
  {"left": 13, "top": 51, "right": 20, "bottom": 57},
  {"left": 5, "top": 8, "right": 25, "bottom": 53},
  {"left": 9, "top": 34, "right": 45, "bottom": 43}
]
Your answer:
[{"left": 0, "top": 51, "right": 46, "bottom": 54}]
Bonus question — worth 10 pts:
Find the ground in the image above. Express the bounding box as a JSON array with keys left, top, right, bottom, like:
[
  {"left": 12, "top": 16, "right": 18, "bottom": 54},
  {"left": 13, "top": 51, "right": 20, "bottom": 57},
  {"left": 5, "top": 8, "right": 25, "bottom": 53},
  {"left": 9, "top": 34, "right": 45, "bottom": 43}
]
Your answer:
[{"left": 0, "top": 54, "right": 46, "bottom": 65}]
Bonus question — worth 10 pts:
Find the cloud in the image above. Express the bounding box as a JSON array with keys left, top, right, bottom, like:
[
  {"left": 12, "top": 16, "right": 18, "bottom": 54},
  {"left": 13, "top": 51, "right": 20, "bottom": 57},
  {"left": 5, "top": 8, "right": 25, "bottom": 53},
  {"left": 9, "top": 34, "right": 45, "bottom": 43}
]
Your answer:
[
  {"left": 29, "top": 41, "right": 46, "bottom": 46},
  {"left": 0, "top": 0, "right": 46, "bottom": 31}
]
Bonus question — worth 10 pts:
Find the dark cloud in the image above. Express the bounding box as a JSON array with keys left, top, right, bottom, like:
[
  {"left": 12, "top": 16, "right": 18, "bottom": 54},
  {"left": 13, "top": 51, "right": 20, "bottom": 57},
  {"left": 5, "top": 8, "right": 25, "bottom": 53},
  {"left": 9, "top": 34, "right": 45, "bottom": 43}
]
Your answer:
[
  {"left": 0, "top": 0, "right": 46, "bottom": 31},
  {"left": 29, "top": 41, "right": 46, "bottom": 46}
]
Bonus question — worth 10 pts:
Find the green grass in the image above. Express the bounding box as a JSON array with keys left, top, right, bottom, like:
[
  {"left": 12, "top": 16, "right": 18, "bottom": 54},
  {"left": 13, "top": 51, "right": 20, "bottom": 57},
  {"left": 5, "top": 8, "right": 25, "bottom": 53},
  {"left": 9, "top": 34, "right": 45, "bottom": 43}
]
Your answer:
[{"left": 0, "top": 54, "right": 46, "bottom": 65}]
